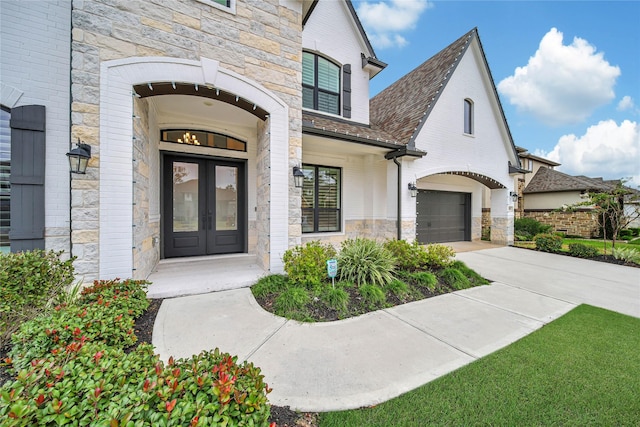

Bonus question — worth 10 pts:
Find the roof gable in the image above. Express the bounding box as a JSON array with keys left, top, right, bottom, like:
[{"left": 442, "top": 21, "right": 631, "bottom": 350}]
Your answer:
[
  {"left": 370, "top": 29, "right": 473, "bottom": 146},
  {"left": 370, "top": 28, "right": 519, "bottom": 166}
]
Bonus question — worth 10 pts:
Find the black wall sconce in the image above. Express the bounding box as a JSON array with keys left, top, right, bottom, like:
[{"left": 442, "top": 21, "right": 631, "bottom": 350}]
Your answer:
[
  {"left": 67, "top": 139, "right": 92, "bottom": 174},
  {"left": 510, "top": 191, "right": 518, "bottom": 202},
  {"left": 293, "top": 166, "right": 304, "bottom": 188}
]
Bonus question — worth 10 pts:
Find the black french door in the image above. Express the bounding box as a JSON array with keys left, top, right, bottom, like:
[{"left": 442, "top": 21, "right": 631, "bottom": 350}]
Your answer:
[{"left": 163, "top": 155, "right": 245, "bottom": 258}]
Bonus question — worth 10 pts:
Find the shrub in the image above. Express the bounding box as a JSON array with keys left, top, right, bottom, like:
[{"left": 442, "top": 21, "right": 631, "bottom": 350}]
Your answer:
[
  {"left": 274, "top": 287, "right": 310, "bottom": 316},
  {"left": 383, "top": 239, "right": 427, "bottom": 271},
  {"left": 0, "top": 250, "right": 75, "bottom": 348},
  {"left": 338, "top": 238, "right": 396, "bottom": 287},
  {"left": 0, "top": 344, "right": 271, "bottom": 426},
  {"left": 409, "top": 271, "right": 438, "bottom": 291},
  {"left": 282, "top": 241, "right": 337, "bottom": 289},
  {"left": 322, "top": 286, "right": 349, "bottom": 312},
  {"left": 534, "top": 233, "right": 563, "bottom": 253},
  {"left": 386, "top": 279, "right": 409, "bottom": 298},
  {"left": 10, "top": 279, "right": 149, "bottom": 371},
  {"left": 568, "top": 243, "right": 600, "bottom": 259},
  {"left": 515, "top": 218, "right": 552, "bottom": 240},
  {"left": 450, "top": 260, "right": 490, "bottom": 286},
  {"left": 359, "top": 284, "right": 386, "bottom": 308},
  {"left": 423, "top": 244, "right": 456, "bottom": 268},
  {"left": 619, "top": 229, "right": 636, "bottom": 240},
  {"left": 613, "top": 247, "right": 640, "bottom": 264},
  {"left": 251, "top": 274, "right": 289, "bottom": 298},
  {"left": 439, "top": 268, "right": 471, "bottom": 290}
]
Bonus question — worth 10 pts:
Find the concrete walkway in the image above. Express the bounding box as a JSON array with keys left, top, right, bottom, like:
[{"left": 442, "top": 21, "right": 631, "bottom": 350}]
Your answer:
[{"left": 152, "top": 247, "right": 639, "bottom": 412}]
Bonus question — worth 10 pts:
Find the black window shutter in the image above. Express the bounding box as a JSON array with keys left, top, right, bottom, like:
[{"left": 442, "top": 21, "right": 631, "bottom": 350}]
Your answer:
[
  {"left": 9, "top": 105, "right": 46, "bottom": 252},
  {"left": 342, "top": 64, "right": 351, "bottom": 118}
]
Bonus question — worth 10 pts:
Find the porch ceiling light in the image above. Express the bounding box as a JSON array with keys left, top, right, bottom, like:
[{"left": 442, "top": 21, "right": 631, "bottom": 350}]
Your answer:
[
  {"left": 408, "top": 182, "right": 418, "bottom": 198},
  {"left": 67, "top": 139, "right": 92, "bottom": 174},
  {"left": 293, "top": 166, "right": 305, "bottom": 188}
]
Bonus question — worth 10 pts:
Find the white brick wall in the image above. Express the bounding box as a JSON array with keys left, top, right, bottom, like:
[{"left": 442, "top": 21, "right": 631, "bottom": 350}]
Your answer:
[
  {"left": 0, "top": 0, "right": 71, "bottom": 252},
  {"left": 302, "top": 0, "right": 373, "bottom": 124}
]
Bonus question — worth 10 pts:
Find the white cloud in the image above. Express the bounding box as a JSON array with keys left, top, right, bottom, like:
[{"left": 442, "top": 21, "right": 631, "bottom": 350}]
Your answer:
[
  {"left": 357, "top": 0, "right": 430, "bottom": 50},
  {"left": 540, "top": 119, "right": 640, "bottom": 187},
  {"left": 617, "top": 95, "right": 635, "bottom": 112},
  {"left": 497, "top": 28, "right": 620, "bottom": 126}
]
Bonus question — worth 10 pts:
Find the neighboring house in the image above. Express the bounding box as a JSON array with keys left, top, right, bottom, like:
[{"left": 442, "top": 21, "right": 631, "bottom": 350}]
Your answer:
[
  {"left": 522, "top": 166, "right": 639, "bottom": 237},
  {"left": 509, "top": 146, "right": 560, "bottom": 217},
  {"left": 1, "top": 0, "right": 521, "bottom": 281}
]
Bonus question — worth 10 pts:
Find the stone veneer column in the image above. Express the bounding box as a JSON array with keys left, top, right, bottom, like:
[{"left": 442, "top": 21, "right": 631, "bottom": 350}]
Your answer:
[{"left": 490, "top": 188, "right": 514, "bottom": 245}]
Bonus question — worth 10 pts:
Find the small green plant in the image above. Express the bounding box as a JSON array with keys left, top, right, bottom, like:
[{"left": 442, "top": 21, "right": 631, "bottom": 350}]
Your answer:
[
  {"left": 423, "top": 244, "right": 456, "bottom": 268},
  {"left": 515, "top": 218, "right": 553, "bottom": 240},
  {"left": 282, "top": 241, "right": 337, "bottom": 289},
  {"left": 612, "top": 246, "right": 640, "bottom": 264},
  {"left": 439, "top": 268, "right": 471, "bottom": 290},
  {"left": 387, "top": 279, "right": 409, "bottom": 298},
  {"left": 322, "top": 286, "right": 349, "bottom": 312},
  {"left": 251, "top": 274, "right": 289, "bottom": 298},
  {"left": 338, "top": 238, "right": 396, "bottom": 287},
  {"left": 568, "top": 243, "right": 600, "bottom": 259},
  {"left": 450, "top": 260, "right": 490, "bottom": 286},
  {"left": 534, "top": 233, "right": 563, "bottom": 253},
  {"left": 274, "top": 287, "right": 310, "bottom": 316},
  {"left": 359, "top": 284, "right": 386, "bottom": 308},
  {"left": 410, "top": 271, "right": 438, "bottom": 291}
]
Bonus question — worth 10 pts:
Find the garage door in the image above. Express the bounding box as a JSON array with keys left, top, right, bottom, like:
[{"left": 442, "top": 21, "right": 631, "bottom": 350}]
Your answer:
[{"left": 416, "top": 190, "right": 471, "bottom": 244}]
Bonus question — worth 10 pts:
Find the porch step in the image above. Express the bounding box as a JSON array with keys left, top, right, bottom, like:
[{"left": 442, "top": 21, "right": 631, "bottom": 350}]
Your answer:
[{"left": 146, "top": 254, "right": 265, "bottom": 299}]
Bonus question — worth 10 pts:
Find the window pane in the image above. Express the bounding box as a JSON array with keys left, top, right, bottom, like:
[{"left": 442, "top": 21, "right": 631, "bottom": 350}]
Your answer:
[
  {"left": 317, "top": 56, "right": 339, "bottom": 92},
  {"left": 317, "top": 91, "right": 339, "bottom": 115},
  {"left": 302, "top": 86, "right": 314, "bottom": 109},
  {"left": 0, "top": 108, "right": 9, "bottom": 253},
  {"left": 302, "top": 208, "right": 314, "bottom": 233},
  {"left": 301, "top": 166, "right": 315, "bottom": 208},
  {"left": 173, "top": 162, "right": 199, "bottom": 232},
  {"left": 464, "top": 100, "right": 473, "bottom": 134},
  {"left": 216, "top": 166, "right": 237, "bottom": 231},
  {"left": 318, "top": 167, "right": 340, "bottom": 208},
  {"left": 302, "top": 52, "right": 315, "bottom": 86},
  {"left": 318, "top": 209, "right": 340, "bottom": 232}
]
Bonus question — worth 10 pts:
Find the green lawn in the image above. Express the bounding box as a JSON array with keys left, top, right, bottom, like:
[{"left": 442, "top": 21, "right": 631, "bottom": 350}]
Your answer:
[
  {"left": 320, "top": 305, "right": 640, "bottom": 426},
  {"left": 515, "top": 238, "right": 640, "bottom": 254}
]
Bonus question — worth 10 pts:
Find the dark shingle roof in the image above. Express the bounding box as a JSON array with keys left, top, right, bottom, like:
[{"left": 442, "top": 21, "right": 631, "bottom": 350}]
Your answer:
[
  {"left": 369, "top": 29, "right": 475, "bottom": 145},
  {"left": 524, "top": 167, "right": 614, "bottom": 194},
  {"left": 302, "top": 112, "right": 404, "bottom": 148}
]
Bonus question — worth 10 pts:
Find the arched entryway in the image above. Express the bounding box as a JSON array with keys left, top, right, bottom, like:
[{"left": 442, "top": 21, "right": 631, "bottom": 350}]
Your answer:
[{"left": 98, "top": 57, "right": 289, "bottom": 279}]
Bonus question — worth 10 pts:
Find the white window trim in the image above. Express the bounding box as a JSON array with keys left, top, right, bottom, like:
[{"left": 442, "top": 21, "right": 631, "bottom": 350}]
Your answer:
[{"left": 195, "top": 0, "right": 236, "bottom": 14}]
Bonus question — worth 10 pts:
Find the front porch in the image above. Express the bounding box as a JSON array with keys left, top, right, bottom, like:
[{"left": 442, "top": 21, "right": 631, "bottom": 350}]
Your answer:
[{"left": 146, "top": 254, "right": 265, "bottom": 299}]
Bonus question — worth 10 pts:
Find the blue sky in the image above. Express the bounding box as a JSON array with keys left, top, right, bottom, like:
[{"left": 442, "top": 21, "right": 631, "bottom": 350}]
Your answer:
[{"left": 354, "top": 0, "right": 640, "bottom": 187}]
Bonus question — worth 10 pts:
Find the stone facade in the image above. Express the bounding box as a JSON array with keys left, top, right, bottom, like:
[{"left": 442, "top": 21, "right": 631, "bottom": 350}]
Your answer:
[
  {"left": 301, "top": 219, "right": 398, "bottom": 248},
  {"left": 481, "top": 208, "right": 491, "bottom": 239},
  {"left": 524, "top": 210, "right": 599, "bottom": 238},
  {"left": 490, "top": 216, "right": 514, "bottom": 245},
  {"left": 70, "top": 0, "right": 303, "bottom": 279}
]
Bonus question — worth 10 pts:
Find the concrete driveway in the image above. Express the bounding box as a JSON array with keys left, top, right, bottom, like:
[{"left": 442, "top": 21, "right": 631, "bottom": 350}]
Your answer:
[{"left": 152, "top": 247, "right": 639, "bottom": 412}]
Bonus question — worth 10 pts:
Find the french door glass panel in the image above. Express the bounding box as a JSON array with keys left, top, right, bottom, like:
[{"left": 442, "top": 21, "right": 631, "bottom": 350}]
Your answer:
[
  {"left": 215, "top": 165, "right": 237, "bottom": 231},
  {"left": 172, "top": 162, "right": 199, "bottom": 232}
]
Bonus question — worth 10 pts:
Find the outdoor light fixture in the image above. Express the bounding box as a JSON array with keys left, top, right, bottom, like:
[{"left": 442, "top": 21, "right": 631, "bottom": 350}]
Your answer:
[
  {"left": 66, "top": 139, "right": 92, "bottom": 174},
  {"left": 510, "top": 191, "right": 518, "bottom": 202},
  {"left": 408, "top": 182, "right": 418, "bottom": 197},
  {"left": 293, "top": 166, "right": 305, "bottom": 188}
]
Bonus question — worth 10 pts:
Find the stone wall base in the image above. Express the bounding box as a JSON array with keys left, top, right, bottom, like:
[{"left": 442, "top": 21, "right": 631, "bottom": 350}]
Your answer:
[
  {"left": 301, "top": 219, "right": 398, "bottom": 248},
  {"left": 524, "top": 210, "right": 599, "bottom": 238}
]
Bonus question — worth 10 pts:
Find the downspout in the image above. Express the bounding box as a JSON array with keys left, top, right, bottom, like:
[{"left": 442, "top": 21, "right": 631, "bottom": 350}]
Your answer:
[
  {"left": 68, "top": 1, "right": 74, "bottom": 259},
  {"left": 393, "top": 157, "right": 401, "bottom": 240}
]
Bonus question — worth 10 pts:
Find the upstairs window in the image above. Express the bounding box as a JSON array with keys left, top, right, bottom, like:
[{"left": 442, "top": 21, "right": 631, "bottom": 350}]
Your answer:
[
  {"left": 464, "top": 99, "right": 474, "bottom": 135},
  {"left": 303, "top": 52, "right": 340, "bottom": 115}
]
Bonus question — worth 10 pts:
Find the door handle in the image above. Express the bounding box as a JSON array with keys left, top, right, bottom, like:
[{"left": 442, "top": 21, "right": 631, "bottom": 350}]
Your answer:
[
  {"left": 202, "top": 214, "right": 207, "bottom": 230},
  {"left": 208, "top": 210, "right": 213, "bottom": 230}
]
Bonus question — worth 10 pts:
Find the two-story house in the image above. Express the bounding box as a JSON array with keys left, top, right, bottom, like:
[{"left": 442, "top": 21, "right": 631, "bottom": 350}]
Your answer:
[{"left": 1, "top": 0, "right": 521, "bottom": 287}]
